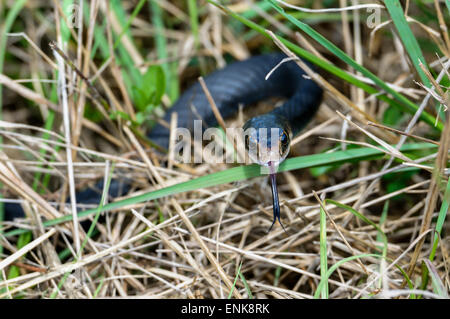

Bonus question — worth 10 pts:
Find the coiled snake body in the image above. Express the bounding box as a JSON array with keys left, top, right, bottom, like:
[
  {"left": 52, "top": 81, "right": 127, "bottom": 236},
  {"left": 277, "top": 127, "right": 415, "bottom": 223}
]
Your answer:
[{"left": 5, "top": 53, "right": 323, "bottom": 231}]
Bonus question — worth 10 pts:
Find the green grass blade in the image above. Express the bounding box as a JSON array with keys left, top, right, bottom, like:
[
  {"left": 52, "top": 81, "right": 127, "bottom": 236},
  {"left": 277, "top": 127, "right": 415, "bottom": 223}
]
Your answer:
[
  {"left": 238, "top": 268, "right": 253, "bottom": 299},
  {"left": 375, "top": 201, "right": 389, "bottom": 289},
  {"left": 78, "top": 163, "right": 115, "bottom": 256},
  {"left": 420, "top": 178, "right": 450, "bottom": 293},
  {"left": 273, "top": 266, "right": 282, "bottom": 286},
  {"left": 51, "top": 164, "right": 115, "bottom": 298},
  {"left": 0, "top": 0, "right": 28, "bottom": 111},
  {"left": 6, "top": 231, "right": 31, "bottom": 282},
  {"left": 113, "top": 0, "right": 147, "bottom": 49},
  {"left": 187, "top": 0, "right": 199, "bottom": 48},
  {"left": 317, "top": 199, "right": 418, "bottom": 297},
  {"left": 60, "top": 0, "right": 74, "bottom": 42},
  {"left": 393, "top": 263, "right": 415, "bottom": 296},
  {"left": 83, "top": 1, "right": 110, "bottom": 59},
  {"left": 93, "top": 276, "right": 105, "bottom": 298},
  {"left": 314, "top": 253, "right": 380, "bottom": 299},
  {"left": 429, "top": 178, "right": 450, "bottom": 261},
  {"left": 228, "top": 261, "right": 243, "bottom": 299},
  {"left": 0, "top": 0, "right": 28, "bottom": 266},
  {"left": 325, "top": 199, "right": 387, "bottom": 244},
  {"left": 110, "top": 0, "right": 142, "bottom": 87},
  {"left": 384, "top": 0, "right": 431, "bottom": 87},
  {"left": 50, "top": 271, "right": 71, "bottom": 299},
  {"left": 150, "top": 0, "right": 179, "bottom": 102},
  {"left": 319, "top": 203, "right": 328, "bottom": 298},
  {"left": 32, "top": 71, "right": 59, "bottom": 194},
  {"left": 228, "top": 260, "right": 253, "bottom": 299},
  {"left": 423, "top": 259, "right": 449, "bottom": 298},
  {"left": 377, "top": 201, "right": 389, "bottom": 254}
]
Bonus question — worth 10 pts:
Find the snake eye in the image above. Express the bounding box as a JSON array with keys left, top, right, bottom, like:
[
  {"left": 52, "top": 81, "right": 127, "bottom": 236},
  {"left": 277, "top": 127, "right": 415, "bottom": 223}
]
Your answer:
[
  {"left": 278, "top": 131, "right": 290, "bottom": 159},
  {"left": 280, "top": 131, "right": 288, "bottom": 145}
]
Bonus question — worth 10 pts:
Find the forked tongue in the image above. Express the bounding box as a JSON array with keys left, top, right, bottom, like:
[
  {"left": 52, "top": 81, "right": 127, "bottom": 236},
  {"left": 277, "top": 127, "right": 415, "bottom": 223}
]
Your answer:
[{"left": 268, "top": 161, "right": 287, "bottom": 233}]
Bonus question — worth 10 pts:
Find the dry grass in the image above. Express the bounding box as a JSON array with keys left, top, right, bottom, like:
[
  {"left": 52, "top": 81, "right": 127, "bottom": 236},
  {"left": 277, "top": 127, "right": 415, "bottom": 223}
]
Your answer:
[{"left": 0, "top": 0, "right": 449, "bottom": 299}]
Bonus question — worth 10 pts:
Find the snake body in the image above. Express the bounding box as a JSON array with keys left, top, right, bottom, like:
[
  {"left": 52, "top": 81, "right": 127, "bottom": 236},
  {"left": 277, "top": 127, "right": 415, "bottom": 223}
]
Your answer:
[
  {"left": 148, "top": 53, "right": 322, "bottom": 149},
  {"left": 4, "top": 53, "right": 323, "bottom": 227}
]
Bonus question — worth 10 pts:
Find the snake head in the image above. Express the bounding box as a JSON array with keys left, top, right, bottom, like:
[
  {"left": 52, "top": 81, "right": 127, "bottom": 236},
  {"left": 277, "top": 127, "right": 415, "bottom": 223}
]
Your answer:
[{"left": 243, "top": 113, "right": 292, "bottom": 167}]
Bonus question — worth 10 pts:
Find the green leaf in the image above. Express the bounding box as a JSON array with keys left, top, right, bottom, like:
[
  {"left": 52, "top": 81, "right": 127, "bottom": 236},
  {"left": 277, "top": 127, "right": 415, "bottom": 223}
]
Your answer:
[
  {"left": 142, "top": 65, "right": 165, "bottom": 106},
  {"left": 132, "top": 65, "right": 165, "bottom": 112},
  {"left": 135, "top": 112, "right": 146, "bottom": 125},
  {"left": 110, "top": 110, "right": 132, "bottom": 122},
  {"left": 84, "top": 103, "right": 104, "bottom": 123}
]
